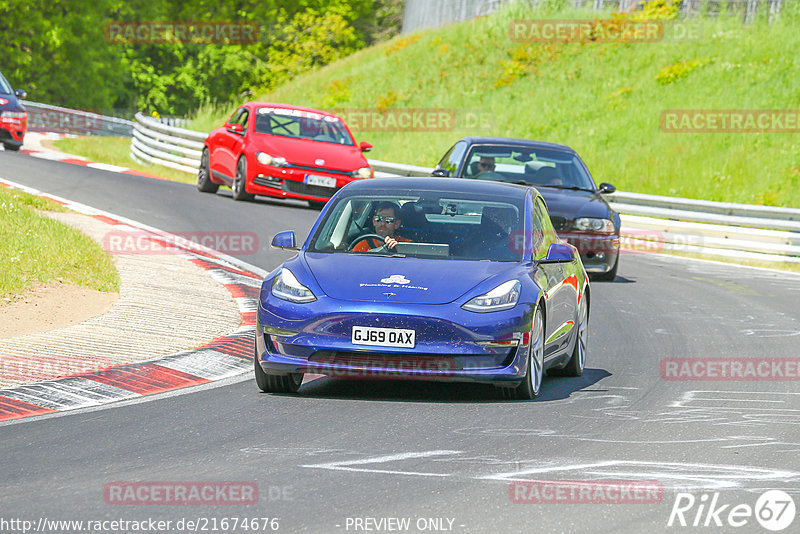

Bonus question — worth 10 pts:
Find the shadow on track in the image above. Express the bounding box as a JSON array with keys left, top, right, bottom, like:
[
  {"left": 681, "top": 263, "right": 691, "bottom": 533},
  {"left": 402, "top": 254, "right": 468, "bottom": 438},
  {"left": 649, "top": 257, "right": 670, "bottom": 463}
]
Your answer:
[{"left": 260, "top": 367, "right": 611, "bottom": 404}]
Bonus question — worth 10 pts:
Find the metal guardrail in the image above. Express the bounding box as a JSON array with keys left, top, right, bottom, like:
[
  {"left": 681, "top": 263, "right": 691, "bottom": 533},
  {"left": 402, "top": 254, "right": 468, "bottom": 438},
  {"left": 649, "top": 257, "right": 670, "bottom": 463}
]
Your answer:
[
  {"left": 127, "top": 116, "right": 800, "bottom": 264},
  {"left": 23, "top": 101, "right": 134, "bottom": 137},
  {"left": 130, "top": 112, "right": 205, "bottom": 173}
]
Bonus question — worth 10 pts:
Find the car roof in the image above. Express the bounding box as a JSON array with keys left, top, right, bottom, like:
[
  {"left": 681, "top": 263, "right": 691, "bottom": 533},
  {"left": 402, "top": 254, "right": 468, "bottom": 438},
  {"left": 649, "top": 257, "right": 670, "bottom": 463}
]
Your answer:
[
  {"left": 343, "top": 177, "right": 533, "bottom": 199},
  {"left": 456, "top": 136, "right": 576, "bottom": 154},
  {"left": 246, "top": 101, "right": 340, "bottom": 119}
]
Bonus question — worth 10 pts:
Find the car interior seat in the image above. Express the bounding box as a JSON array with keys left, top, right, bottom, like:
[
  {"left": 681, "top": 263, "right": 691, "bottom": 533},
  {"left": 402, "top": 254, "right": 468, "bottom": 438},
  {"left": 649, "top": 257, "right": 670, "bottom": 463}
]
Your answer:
[
  {"left": 535, "top": 166, "right": 562, "bottom": 185},
  {"left": 524, "top": 163, "right": 540, "bottom": 183}
]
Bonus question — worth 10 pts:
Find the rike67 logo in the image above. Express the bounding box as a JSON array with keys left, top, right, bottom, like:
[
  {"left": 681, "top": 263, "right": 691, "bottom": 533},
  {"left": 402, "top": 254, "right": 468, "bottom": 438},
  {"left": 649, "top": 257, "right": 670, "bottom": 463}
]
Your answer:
[{"left": 668, "top": 490, "right": 796, "bottom": 531}]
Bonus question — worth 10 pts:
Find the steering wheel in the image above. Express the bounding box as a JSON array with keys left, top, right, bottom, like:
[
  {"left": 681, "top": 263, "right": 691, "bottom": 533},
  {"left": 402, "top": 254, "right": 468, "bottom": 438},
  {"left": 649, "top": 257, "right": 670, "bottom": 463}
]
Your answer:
[{"left": 347, "top": 233, "right": 387, "bottom": 251}]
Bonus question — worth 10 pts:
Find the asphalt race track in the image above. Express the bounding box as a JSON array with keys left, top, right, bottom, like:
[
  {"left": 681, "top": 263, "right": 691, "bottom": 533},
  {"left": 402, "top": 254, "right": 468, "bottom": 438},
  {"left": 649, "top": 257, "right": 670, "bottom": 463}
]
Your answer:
[{"left": 2, "top": 150, "right": 800, "bottom": 533}]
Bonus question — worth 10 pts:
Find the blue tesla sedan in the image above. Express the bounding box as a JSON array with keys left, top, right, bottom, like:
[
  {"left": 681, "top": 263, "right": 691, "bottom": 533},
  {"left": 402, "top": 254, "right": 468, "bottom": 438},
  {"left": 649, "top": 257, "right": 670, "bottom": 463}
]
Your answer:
[{"left": 255, "top": 177, "right": 589, "bottom": 399}]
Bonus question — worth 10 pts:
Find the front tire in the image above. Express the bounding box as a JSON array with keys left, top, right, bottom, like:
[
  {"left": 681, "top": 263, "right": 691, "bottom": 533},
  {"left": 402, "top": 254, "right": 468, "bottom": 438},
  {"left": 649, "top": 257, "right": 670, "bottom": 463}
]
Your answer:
[
  {"left": 3, "top": 143, "right": 21, "bottom": 152},
  {"left": 197, "top": 148, "right": 219, "bottom": 193},
  {"left": 512, "top": 306, "right": 544, "bottom": 400},
  {"left": 254, "top": 348, "right": 303, "bottom": 394},
  {"left": 232, "top": 156, "right": 254, "bottom": 201}
]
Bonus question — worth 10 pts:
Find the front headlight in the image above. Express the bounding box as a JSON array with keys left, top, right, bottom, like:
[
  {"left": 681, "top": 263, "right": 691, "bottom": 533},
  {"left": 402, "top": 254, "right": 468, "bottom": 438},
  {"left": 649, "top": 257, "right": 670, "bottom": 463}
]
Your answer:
[
  {"left": 352, "top": 166, "right": 373, "bottom": 179},
  {"left": 256, "top": 152, "right": 288, "bottom": 167},
  {"left": 462, "top": 280, "right": 521, "bottom": 313},
  {"left": 271, "top": 268, "right": 316, "bottom": 303},
  {"left": 573, "top": 218, "right": 614, "bottom": 233}
]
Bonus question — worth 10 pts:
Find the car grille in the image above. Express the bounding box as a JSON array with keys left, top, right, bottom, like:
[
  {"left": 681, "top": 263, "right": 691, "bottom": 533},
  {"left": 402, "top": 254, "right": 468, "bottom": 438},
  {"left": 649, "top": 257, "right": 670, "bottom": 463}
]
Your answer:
[
  {"left": 284, "top": 181, "right": 339, "bottom": 199},
  {"left": 308, "top": 351, "right": 463, "bottom": 371},
  {"left": 253, "top": 176, "right": 281, "bottom": 188}
]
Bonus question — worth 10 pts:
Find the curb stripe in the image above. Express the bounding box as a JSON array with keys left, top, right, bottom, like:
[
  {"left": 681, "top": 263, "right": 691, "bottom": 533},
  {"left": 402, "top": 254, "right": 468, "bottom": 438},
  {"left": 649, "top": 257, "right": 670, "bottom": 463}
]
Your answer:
[
  {"left": 87, "top": 365, "right": 210, "bottom": 395},
  {"left": 20, "top": 145, "right": 169, "bottom": 180},
  {"left": 0, "top": 396, "right": 56, "bottom": 420},
  {"left": 0, "top": 179, "right": 266, "bottom": 423}
]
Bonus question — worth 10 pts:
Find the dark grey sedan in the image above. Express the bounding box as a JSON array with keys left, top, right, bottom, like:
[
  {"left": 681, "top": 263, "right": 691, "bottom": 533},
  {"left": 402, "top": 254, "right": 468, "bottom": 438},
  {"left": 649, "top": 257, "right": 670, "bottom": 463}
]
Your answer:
[{"left": 433, "top": 136, "right": 621, "bottom": 280}]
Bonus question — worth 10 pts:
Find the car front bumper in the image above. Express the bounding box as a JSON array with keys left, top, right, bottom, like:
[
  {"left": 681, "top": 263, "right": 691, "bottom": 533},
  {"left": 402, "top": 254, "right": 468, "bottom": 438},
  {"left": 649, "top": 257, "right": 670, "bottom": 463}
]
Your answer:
[
  {"left": 256, "top": 296, "right": 534, "bottom": 385},
  {"left": 248, "top": 163, "right": 358, "bottom": 202},
  {"left": 0, "top": 117, "right": 26, "bottom": 145},
  {"left": 562, "top": 233, "right": 619, "bottom": 273}
]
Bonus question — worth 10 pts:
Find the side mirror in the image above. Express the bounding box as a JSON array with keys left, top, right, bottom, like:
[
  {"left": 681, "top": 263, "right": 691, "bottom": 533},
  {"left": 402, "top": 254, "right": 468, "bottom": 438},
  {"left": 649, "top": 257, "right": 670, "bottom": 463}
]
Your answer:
[
  {"left": 271, "top": 231, "right": 299, "bottom": 251},
  {"left": 225, "top": 123, "right": 244, "bottom": 134},
  {"left": 539, "top": 242, "right": 574, "bottom": 264},
  {"left": 598, "top": 182, "right": 616, "bottom": 194},
  {"left": 15, "top": 89, "right": 27, "bottom": 100},
  {"left": 359, "top": 141, "right": 373, "bottom": 153},
  {"left": 431, "top": 168, "right": 450, "bottom": 177}
]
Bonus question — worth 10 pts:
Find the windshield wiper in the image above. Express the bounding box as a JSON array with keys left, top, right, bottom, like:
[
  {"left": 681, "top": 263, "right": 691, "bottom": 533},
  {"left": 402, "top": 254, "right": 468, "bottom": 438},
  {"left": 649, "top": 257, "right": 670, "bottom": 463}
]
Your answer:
[{"left": 536, "top": 184, "right": 595, "bottom": 192}]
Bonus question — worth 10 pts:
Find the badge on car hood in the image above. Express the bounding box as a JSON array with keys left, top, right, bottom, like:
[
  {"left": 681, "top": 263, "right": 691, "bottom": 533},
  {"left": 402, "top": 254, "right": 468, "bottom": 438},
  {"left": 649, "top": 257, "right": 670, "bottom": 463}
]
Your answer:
[
  {"left": 381, "top": 274, "right": 409, "bottom": 284},
  {"left": 315, "top": 158, "right": 325, "bottom": 166}
]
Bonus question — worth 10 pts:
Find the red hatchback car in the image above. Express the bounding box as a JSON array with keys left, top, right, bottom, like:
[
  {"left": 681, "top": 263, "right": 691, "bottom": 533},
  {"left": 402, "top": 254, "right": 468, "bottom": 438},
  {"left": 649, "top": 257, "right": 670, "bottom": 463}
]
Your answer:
[{"left": 197, "top": 102, "right": 373, "bottom": 207}]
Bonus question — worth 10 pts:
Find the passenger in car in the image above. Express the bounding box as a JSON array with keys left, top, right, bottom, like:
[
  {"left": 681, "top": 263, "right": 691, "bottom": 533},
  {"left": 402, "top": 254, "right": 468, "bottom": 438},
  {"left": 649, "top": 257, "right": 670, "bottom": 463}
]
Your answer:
[{"left": 463, "top": 206, "right": 519, "bottom": 261}]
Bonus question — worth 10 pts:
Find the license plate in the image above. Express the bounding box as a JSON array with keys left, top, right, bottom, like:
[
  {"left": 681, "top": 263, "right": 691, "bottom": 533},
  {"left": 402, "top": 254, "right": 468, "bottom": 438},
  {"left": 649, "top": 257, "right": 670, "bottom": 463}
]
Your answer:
[
  {"left": 352, "top": 326, "right": 416, "bottom": 348},
  {"left": 305, "top": 174, "right": 337, "bottom": 188}
]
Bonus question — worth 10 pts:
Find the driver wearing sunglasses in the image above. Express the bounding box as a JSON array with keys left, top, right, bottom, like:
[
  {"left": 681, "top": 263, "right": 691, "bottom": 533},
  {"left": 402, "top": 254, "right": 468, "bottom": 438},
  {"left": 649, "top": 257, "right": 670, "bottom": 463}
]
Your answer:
[
  {"left": 477, "top": 157, "right": 495, "bottom": 171},
  {"left": 353, "top": 201, "right": 412, "bottom": 252}
]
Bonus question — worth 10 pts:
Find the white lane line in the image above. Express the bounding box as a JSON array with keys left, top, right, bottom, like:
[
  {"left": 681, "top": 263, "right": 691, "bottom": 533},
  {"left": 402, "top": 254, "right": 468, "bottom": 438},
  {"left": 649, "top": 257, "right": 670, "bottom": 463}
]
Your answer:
[
  {"left": 87, "top": 162, "right": 130, "bottom": 172},
  {"left": 303, "top": 450, "right": 462, "bottom": 477},
  {"left": 478, "top": 460, "right": 800, "bottom": 490}
]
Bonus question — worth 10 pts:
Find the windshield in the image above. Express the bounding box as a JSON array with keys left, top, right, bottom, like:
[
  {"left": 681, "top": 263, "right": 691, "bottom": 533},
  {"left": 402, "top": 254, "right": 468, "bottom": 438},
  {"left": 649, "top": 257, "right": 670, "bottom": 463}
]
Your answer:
[
  {"left": 0, "top": 72, "right": 13, "bottom": 94},
  {"left": 463, "top": 145, "right": 596, "bottom": 190},
  {"left": 309, "top": 189, "right": 525, "bottom": 262},
  {"left": 254, "top": 107, "right": 354, "bottom": 146}
]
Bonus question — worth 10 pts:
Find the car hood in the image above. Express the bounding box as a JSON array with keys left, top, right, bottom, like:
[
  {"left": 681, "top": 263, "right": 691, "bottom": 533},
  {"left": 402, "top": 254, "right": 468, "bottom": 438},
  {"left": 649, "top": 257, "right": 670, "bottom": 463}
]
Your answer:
[
  {"left": 539, "top": 188, "right": 613, "bottom": 220},
  {"left": 303, "top": 253, "right": 515, "bottom": 304},
  {"left": 0, "top": 93, "right": 23, "bottom": 112},
  {"left": 254, "top": 134, "right": 367, "bottom": 171}
]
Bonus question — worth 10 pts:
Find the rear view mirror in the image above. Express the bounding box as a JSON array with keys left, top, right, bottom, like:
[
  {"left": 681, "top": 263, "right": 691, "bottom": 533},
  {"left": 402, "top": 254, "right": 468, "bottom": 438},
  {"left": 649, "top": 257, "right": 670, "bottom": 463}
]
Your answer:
[
  {"left": 271, "top": 231, "right": 298, "bottom": 251},
  {"left": 539, "top": 243, "right": 574, "bottom": 264},
  {"left": 225, "top": 123, "right": 244, "bottom": 134},
  {"left": 432, "top": 169, "right": 450, "bottom": 177},
  {"left": 359, "top": 141, "right": 373, "bottom": 152},
  {"left": 598, "top": 182, "right": 616, "bottom": 194},
  {"left": 15, "top": 89, "right": 27, "bottom": 100}
]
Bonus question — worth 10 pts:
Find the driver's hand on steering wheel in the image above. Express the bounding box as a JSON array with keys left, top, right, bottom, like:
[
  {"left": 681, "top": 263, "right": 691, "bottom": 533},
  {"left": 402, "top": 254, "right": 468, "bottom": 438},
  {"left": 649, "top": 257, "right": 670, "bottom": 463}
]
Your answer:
[{"left": 384, "top": 235, "right": 398, "bottom": 250}]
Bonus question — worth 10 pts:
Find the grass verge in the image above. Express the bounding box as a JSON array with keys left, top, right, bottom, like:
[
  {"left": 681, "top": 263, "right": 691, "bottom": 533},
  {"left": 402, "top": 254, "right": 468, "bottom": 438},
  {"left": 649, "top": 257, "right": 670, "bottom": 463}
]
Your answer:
[
  {"left": 52, "top": 136, "right": 198, "bottom": 185},
  {"left": 0, "top": 187, "right": 120, "bottom": 298},
  {"left": 192, "top": 5, "right": 800, "bottom": 208}
]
